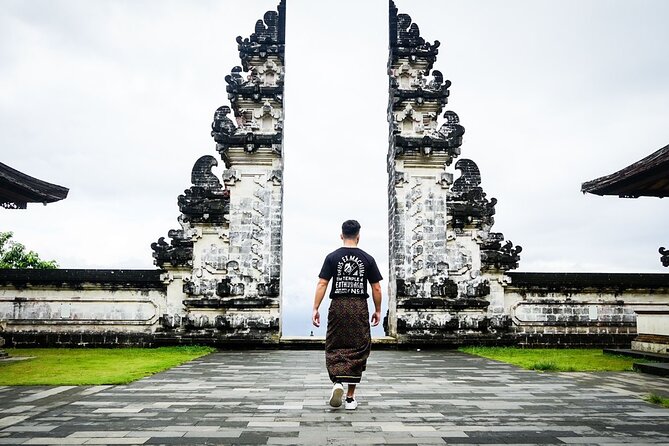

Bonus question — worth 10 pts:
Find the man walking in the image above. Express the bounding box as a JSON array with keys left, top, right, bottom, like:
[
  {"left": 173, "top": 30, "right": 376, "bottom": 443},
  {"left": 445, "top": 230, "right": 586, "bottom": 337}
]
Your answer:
[{"left": 312, "top": 220, "right": 383, "bottom": 410}]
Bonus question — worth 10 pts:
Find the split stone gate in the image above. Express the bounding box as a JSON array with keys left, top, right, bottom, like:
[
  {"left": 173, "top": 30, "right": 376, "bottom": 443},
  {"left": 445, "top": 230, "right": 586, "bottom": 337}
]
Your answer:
[{"left": 1, "top": 1, "right": 668, "bottom": 348}]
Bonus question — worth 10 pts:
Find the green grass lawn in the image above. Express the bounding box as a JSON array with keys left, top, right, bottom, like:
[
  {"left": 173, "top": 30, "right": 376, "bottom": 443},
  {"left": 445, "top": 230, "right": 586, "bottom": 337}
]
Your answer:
[
  {"left": 0, "top": 346, "right": 215, "bottom": 385},
  {"left": 459, "top": 347, "right": 642, "bottom": 372}
]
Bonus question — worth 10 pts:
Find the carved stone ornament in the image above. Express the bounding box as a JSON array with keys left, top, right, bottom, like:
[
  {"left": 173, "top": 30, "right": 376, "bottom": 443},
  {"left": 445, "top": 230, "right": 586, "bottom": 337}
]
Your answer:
[
  {"left": 391, "top": 111, "right": 464, "bottom": 159},
  {"left": 151, "top": 215, "right": 196, "bottom": 268},
  {"left": 152, "top": 156, "right": 230, "bottom": 267},
  {"left": 222, "top": 169, "right": 242, "bottom": 185},
  {"left": 437, "top": 171, "right": 453, "bottom": 188},
  {"left": 436, "top": 111, "right": 465, "bottom": 148},
  {"left": 481, "top": 232, "right": 522, "bottom": 271},
  {"left": 161, "top": 314, "right": 181, "bottom": 329},
  {"left": 430, "top": 278, "right": 458, "bottom": 298},
  {"left": 394, "top": 103, "right": 416, "bottom": 121},
  {"left": 177, "top": 156, "right": 229, "bottom": 224},
  {"left": 150, "top": 1, "right": 284, "bottom": 343},
  {"left": 236, "top": 0, "right": 286, "bottom": 71},
  {"left": 151, "top": 234, "right": 193, "bottom": 268},
  {"left": 255, "top": 59, "right": 283, "bottom": 86},
  {"left": 449, "top": 159, "right": 496, "bottom": 229},
  {"left": 252, "top": 100, "right": 282, "bottom": 132},
  {"left": 386, "top": 0, "right": 523, "bottom": 342},
  {"left": 211, "top": 105, "right": 237, "bottom": 140},
  {"left": 660, "top": 247, "right": 669, "bottom": 267},
  {"left": 451, "top": 158, "right": 481, "bottom": 195},
  {"left": 394, "top": 171, "right": 409, "bottom": 186},
  {"left": 212, "top": 1, "right": 285, "bottom": 166},
  {"left": 390, "top": 66, "right": 451, "bottom": 106},
  {"left": 216, "top": 278, "right": 245, "bottom": 297},
  {"left": 267, "top": 169, "right": 282, "bottom": 184},
  {"left": 215, "top": 130, "right": 283, "bottom": 168},
  {"left": 225, "top": 65, "right": 283, "bottom": 103},
  {"left": 257, "top": 278, "right": 280, "bottom": 297},
  {"left": 190, "top": 155, "right": 222, "bottom": 190},
  {"left": 389, "top": 0, "right": 440, "bottom": 71}
]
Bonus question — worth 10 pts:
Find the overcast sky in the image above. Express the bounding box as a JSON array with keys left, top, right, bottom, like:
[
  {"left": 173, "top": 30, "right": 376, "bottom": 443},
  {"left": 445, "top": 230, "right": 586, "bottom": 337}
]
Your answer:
[{"left": 2, "top": 0, "right": 669, "bottom": 336}]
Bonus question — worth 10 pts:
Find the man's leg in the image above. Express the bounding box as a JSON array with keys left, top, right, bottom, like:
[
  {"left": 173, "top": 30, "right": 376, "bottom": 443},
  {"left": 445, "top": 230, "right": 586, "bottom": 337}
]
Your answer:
[{"left": 345, "top": 384, "right": 358, "bottom": 410}]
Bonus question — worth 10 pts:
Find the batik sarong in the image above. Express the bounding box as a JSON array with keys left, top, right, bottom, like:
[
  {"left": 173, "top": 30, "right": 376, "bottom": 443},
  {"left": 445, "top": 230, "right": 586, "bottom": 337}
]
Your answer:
[{"left": 325, "top": 297, "right": 371, "bottom": 383}]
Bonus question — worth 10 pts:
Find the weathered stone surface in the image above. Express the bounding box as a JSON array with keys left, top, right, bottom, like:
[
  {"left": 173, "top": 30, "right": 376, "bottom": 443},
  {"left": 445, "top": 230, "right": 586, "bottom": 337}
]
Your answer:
[
  {"left": 0, "top": 269, "right": 166, "bottom": 347},
  {"left": 155, "top": 0, "right": 285, "bottom": 343},
  {"left": 503, "top": 272, "right": 669, "bottom": 344},
  {"left": 481, "top": 232, "right": 522, "bottom": 271},
  {"left": 387, "top": 0, "right": 521, "bottom": 343}
]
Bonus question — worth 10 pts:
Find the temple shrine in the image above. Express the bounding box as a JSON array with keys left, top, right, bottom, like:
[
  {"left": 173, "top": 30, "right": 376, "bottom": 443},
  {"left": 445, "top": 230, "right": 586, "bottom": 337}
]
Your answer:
[{"left": 0, "top": 1, "right": 668, "bottom": 350}]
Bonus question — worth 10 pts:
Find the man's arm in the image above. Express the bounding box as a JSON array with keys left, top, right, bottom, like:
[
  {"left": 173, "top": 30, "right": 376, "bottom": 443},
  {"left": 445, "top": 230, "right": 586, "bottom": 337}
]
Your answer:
[
  {"left": 370, "top": 281, "right": 382, "bottom": 326},
  {"left": 312, "top": 278, "right": 329, "bottom": 327}
]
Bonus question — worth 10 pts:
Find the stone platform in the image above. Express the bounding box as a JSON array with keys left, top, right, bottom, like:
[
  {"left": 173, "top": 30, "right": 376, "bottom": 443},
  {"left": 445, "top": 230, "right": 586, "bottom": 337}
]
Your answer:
[{"left": 1, "top": 350, "right": 668, "bottom": 445}]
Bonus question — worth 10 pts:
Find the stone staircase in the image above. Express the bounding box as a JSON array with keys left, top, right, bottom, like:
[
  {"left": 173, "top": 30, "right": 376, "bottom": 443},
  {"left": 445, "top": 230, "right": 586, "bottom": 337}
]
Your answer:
[{"left": 604, "top": 348, "right": 669, "bottom": 377}]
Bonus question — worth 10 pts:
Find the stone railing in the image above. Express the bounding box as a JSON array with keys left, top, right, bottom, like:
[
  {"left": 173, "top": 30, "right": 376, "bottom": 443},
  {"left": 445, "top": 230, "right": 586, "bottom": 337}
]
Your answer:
[
  {"left": 0, "top": 269, "right": 165, "bottom": 347},
  {"left": 504, "top": 272, "right": 669, "bottom": 347}
]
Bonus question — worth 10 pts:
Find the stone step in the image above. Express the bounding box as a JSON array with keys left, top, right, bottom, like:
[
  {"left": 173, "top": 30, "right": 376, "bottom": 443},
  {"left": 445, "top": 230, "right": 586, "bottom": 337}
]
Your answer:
[
  {"left": 633, "top": 362, "right": 669, "bottom": 377},
  {"left": 604, "top": 348, "right": 669, "bottom": 363}
]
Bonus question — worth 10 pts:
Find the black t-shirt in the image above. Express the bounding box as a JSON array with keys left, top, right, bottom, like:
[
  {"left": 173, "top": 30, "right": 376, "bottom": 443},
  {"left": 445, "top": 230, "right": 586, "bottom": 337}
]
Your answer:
[{"left": 318, "top": 247, "right": 383, "bottom": 298}]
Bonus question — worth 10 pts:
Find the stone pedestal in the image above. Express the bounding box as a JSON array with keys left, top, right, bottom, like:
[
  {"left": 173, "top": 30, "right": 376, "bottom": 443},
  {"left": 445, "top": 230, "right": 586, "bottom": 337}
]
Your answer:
[{"left": 632, "top": 309, "right": 669, "bottom": 354}]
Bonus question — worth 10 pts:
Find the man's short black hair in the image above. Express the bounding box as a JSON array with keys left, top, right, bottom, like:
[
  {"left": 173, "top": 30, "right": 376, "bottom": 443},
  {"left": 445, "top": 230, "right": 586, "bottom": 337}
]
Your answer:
[{"left": 342, "top": 220, "right": 361, "bottom": 238}]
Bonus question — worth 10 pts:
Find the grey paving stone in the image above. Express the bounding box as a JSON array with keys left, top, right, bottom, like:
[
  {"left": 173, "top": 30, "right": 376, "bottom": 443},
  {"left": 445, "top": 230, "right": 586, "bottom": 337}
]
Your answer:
[{"left": 0, "top": 351, "right": 668, "bottom": 445}]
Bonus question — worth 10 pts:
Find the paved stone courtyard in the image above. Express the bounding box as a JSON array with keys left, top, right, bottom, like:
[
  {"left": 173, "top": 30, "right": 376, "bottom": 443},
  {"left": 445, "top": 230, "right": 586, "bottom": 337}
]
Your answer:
[{"left": 1, "top": 350, "right": 669, "bottom": 445}]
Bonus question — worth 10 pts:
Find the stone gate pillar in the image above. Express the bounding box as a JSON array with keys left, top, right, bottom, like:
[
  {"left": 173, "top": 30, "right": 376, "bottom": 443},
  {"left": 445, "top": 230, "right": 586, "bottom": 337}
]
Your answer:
[
  {"left": 386, "top": 1, "right": 521, "bottom": 344},
  {"left": 152, "top": 1, "right": 285, "bottom": 344}
]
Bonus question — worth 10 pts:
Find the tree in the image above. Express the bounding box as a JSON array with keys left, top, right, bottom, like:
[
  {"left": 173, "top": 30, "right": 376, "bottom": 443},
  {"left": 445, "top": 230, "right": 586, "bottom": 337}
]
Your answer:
[{"left": 0, "top": 232, "right": 58, "bottom": 269}]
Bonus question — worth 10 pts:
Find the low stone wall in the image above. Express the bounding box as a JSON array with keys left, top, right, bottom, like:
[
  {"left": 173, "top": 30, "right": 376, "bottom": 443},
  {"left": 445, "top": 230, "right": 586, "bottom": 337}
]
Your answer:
[
  {"left": 0, "top": 269, "right": 283, "bottom": 347},
  {"left": 2, "top": 270, "right": 668, "bottom": 348},
  {"left": 0, "top": 269, "right": 165, "bottom": 347},
  {"left": 503, "top": 272, "right": 669, "bottom": 348},
  {"left": 388, "top": 272, "right": 669, "bottom": 348}
]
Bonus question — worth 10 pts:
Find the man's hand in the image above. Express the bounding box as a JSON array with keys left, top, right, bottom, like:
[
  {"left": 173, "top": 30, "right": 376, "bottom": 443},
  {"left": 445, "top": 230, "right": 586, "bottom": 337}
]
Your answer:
[
  {"left": 370, "top": 281, "right": 382, "bottom": 327},
  {"left": 312, "top": 278, "right": 329, "bottom": 328},
  {"left": 370, "top": 310, "right": 381, "bottom": 327}
]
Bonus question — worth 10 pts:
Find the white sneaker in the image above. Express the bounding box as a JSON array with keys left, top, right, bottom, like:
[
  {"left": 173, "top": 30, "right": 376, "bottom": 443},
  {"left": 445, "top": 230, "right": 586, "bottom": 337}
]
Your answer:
[
  {"left": 328, "top": 383, "right": 344, "bottom": 407},
  {"left": 344, "top": 397, "right": 358, "bottom": 410}
]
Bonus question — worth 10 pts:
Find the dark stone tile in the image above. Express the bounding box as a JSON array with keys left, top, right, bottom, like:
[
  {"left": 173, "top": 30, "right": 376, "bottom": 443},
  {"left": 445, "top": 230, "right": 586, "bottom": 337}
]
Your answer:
[{"left": 0, "top": 351, "right": 667, "bottom": 445}]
